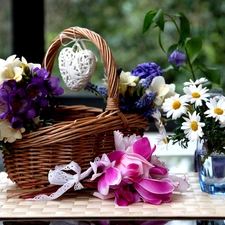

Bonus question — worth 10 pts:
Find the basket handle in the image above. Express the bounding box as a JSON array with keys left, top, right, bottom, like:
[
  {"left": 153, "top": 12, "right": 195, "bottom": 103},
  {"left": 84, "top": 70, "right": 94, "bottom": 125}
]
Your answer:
[{"left": 42, "top": 26, "right": 119, "bottom": 111}]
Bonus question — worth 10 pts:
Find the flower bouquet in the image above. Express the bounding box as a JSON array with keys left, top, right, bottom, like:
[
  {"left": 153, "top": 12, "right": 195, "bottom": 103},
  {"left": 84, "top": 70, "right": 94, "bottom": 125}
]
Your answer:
[
  {"left": 141, "top": 9, "right": 222, "bottom": 160},
  {"left": 0, "top": 55, "right": 64, "bottom": 145}
]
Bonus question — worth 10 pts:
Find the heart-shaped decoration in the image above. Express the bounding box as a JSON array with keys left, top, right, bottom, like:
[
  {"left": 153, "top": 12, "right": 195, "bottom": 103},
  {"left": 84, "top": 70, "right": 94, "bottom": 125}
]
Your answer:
[{"left": 58, "top": 47, "right": 97, "bottom": 91}]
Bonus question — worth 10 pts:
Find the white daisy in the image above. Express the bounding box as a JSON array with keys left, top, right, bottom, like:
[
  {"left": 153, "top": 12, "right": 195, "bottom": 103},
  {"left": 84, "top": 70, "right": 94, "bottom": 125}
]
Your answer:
[
  {"left": 181, "top": 111, "right": 205, "bottom": 141},
  {"left": 184, "top": 77, "right": 208, "bottom": 86},
  {"left": 183, "top": 84, "right": 210, "bottom": 107},
  {"left": 156, "top": 132, "right": 169, "bottom": 151},
  {"left": 162, "top": 94, "right": 188, "bottom": 120},
  {"left": 204, "top": 96, "right": 225, "bottom": 123}
]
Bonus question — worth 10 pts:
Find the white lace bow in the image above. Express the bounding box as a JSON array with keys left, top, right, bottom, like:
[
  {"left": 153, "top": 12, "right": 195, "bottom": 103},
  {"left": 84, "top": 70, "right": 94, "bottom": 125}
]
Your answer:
[{"left": 28, "top": 161, "right": 92, "bottom": 200}]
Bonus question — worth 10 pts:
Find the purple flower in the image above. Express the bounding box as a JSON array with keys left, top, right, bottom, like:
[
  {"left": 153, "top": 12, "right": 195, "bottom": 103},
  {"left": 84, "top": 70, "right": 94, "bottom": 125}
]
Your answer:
[
  {"left": 135, "top": 92, "right": 157, "bottom": 109},
  {"left": 44, "top": 77, "right": 64, "bottom": 96},
  {"left": 168, "top": 49, "right": 186, "bottom": 67},
  {"left": 26, "top": 83, "right": 47, "bottom": 103},
  {"left": 31, "top": 67, "right": 50, "bottom": 79},
  {"left": 131, "top": 62, "right": 162, "bottom": 80},
  {"left": 1, "top": 80, "right": 17, "bottom": 93},
  {"left": 0, "top": 89, "right": 9, "bottom": 119},
  {"left": 31, "top": 68, "right": 64, "bottom": 96},
  {"left": 10, "top": 115, "right": 24, "bottom": 129},
  {"left": 9, "top": 88, "right": 31, "bottom": 115},
  {"left": 97, "top": 86, "right": 108, "bottom": 99}
]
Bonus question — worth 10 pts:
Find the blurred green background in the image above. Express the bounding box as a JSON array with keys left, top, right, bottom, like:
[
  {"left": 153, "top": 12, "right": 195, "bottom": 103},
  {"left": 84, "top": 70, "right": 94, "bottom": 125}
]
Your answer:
[{"left": 1, "top": 0, "right": 225, "bottom": 95}]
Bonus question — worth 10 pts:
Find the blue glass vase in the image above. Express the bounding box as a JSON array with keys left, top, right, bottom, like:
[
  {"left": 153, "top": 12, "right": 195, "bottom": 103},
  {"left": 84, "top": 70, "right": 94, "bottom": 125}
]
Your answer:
[{"left": 196, "top": 148, "right": 225, "bottom": 195}]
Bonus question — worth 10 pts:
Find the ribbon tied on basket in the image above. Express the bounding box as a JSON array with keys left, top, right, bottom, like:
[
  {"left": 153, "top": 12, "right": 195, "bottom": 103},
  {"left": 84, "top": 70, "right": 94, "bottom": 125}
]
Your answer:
[{"left": 28, "top": 161, "right": 92, "bottom": 200}]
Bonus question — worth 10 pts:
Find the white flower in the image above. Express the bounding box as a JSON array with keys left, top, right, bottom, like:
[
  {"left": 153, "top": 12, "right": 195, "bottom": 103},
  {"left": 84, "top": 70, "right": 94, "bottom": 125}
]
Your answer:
[
  {"left": 0, "top": 55, "right": 41, "bottom": 85},
  {"left": 184, "top": 77, "right": 208, "bottom": 86},
  {"left": 183, "top": 84, "right": 210, "bottom": 107},
  {"left": 113, "top": 130, "right": 141, "bottom": 152},
  {"left": 152, "top": 109, "right": 164, "bottom": 129},
  {"left": 204, "top": 96, "right": 225, "bottom": 124},
  {"left": 21, "top": 56, "right": 41, "bottom": 70},
  {"left": 119, "top": 71, "right": 139, "bottom": 96},
  {"left": 156, "top": 132, "right": 169, "bottom": 151},
  {"left": 0, "top": 120, "right": 25, "bottom": 143},
  {"left": 146, "top": 76, "right": 176, "bottom": 107},
  {"left": 162, "top": 94, "right": 188, "bottom": 120},
  {"left": 0, "top": 55, "right": 21, "bottom": 85},
  {"left": 181, "top": 111, "right": 205, "bottom": 141}
]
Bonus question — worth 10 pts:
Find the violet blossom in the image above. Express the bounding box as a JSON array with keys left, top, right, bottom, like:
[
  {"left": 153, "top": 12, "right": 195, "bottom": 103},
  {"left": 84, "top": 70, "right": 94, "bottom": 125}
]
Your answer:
[
  {"left": 168, "top": 49, "right": 186, "bottom": 67},
  {"left": 131, "top": 62, "right": 162, "bottom": 80}
]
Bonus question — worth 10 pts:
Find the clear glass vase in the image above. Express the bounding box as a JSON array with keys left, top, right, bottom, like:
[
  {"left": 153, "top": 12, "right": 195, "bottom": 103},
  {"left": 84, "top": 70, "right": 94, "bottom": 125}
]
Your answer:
[{"left": 196, "top": 147, "right": 225, "bottom": 195}]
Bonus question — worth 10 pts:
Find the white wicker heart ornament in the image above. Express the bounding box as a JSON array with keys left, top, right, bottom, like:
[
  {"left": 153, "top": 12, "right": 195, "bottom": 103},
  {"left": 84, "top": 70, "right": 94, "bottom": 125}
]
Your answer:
[{"left": 58, "top": 45, "right": 97, "bottom": 91}]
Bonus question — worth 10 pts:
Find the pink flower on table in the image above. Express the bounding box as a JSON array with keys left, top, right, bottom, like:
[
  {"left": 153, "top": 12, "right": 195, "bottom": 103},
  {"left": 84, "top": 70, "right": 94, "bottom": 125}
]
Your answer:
[
  {"left": 90, "top": 131, "right": 190, "bottom": 206},
  {"left": 116, "top": 137, "right": 155, "bottom": 183}
]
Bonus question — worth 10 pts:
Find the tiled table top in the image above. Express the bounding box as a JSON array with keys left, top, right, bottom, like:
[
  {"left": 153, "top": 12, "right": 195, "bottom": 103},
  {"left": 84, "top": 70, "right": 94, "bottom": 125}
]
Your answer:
[{"left": 0, "top": 172, "right": 225, "bottom": 220}]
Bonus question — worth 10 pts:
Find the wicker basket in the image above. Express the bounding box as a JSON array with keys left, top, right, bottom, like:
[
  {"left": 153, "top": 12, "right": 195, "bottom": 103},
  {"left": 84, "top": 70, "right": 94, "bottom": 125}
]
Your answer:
[{"left": 3, "top": 27, "right": 149, "bottom": 189}]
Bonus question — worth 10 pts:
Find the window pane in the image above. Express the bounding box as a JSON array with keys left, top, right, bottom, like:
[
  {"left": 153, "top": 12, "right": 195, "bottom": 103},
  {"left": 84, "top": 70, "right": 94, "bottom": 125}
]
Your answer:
[{"left": 0, "top": 0, "right": 12, "bottom": 58}]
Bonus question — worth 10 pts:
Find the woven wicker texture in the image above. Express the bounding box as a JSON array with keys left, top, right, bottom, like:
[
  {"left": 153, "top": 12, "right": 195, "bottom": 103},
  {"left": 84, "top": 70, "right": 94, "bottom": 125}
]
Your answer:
[
  {"left": 2, "top": 27, "right": 149, "bottom": 189},
  {"left": 1, "top": 172, "right": 225, "bottom": 220}
]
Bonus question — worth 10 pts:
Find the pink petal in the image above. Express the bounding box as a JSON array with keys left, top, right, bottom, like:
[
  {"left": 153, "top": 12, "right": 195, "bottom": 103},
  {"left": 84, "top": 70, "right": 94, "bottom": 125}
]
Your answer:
[
  {"left": 97, "top": 167, "right": 121, "bottom": 195},
  {"left": 134, "top": 181, "right": 172, "bottom": 204},
  {"left": 133, "top": 137, "right": 156, "bottom": 159},
  {"left": 107, "top": 150, "right": 124, "bottom": 162},
  {"left": 114, "top": 185, "right": 140, "bottom": 206},
  {"left": 168, "top": 174, "right": 190, "bottom": 192},
  {"left": 93, "top": 191, "right": 115, "bottom": 200},
  {"left": 98, "top": 176, "right": 109, "bottom": 195},
  {"left": 105, "top": 167, "right": 122, "bottom": 185},
  {"left": 122, "top": 163, "right": 142, "bottom": 183},
  {"left": 137, "top": 178, "right": 174, "bottom": 194},
  {"left": 150, "top": 166, "right": 168, "bottom": 176}
]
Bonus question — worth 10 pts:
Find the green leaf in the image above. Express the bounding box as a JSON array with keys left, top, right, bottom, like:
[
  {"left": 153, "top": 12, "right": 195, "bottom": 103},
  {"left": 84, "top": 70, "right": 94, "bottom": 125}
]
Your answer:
[
  {"left": 153, "top": 9, "right": 164, "bottom": 31},
  {"left": 174, "top": 12, "right": 190, "bottom": 44},
  {"left": 142, "top": 10, "right": 157, "bottom": 34},
  {"left": 158, "top": 30, "right": 166, "bottom": 53},
  {"left": 185, "top": 37, "right": 202, "bottom": 63},
  {"left": 199, "top": 65, "right": 221, "bottom": 85}
]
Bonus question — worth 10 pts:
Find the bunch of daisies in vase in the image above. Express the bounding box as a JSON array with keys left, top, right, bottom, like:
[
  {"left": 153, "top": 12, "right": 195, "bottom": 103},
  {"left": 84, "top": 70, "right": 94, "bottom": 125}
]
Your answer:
[
  {"left": 0, "top": 55, "right": 64, "bottom": 146},
  {"left": 142, "top": 9, "right": 223, "bottom": 159}
]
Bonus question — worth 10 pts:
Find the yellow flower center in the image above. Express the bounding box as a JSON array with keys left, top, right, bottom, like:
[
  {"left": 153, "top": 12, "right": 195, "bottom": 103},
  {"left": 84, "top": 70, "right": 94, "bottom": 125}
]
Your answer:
[
  {"left": 214, "top": 107, "right": 223, "bottom": 115},
  {"left": 172, "top": 100, "right": 181, "bottom": 110},
  {"left": 191, "top": 121, "right": 198, "bottom": 131},
  {"left": 192, "top": 92, "right": 200, "bottom": 98},
  {"left": 163, "top": 138, "right": 168, "bottom": 144}
]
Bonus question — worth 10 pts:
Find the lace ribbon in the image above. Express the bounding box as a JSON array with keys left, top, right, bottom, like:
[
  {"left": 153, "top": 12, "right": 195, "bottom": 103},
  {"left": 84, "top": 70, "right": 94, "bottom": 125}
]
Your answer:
[{"left": 28, "top": 161, "right": 92, "bottom": 200}]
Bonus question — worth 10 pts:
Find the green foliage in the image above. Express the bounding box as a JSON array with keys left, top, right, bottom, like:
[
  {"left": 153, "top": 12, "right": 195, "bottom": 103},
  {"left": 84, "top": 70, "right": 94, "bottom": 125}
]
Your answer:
[
  {"left": 142, "top": 8, "right": 221, "bottom": 90},
  {"left": 185, "top": 37, "right": 202, "bottom": 64},
  {"left": 42, "top": 0, "right": 225, "bottom": 95}
]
